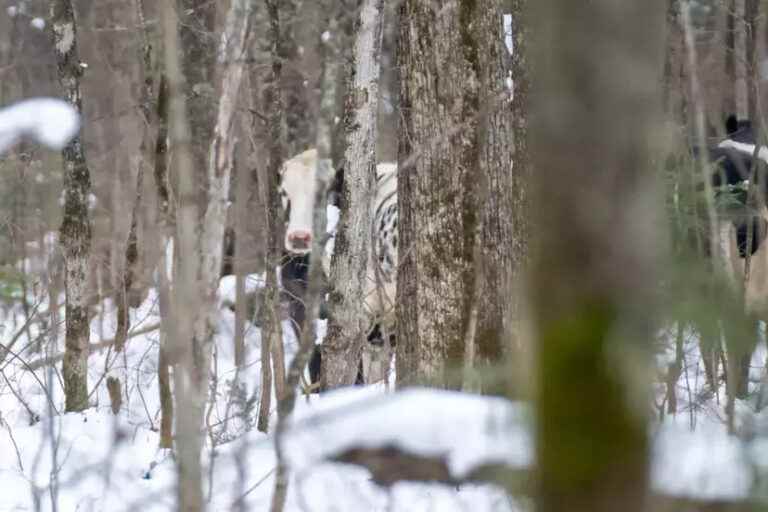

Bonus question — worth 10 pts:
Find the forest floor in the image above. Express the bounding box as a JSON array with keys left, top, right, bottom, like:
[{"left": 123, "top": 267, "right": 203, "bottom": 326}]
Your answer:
[{"left": 1, "top": 254, "right": 768, "bottom": 510}]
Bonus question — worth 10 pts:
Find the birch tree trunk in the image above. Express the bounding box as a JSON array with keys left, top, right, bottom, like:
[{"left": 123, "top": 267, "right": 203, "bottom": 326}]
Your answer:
[
  {"left": 323, "top": 0, "right": 385, "bottom": 389},
  {"left": 50, "top": 0, "right": 92, "bottom": 412},
  {"left": 530, "top": 1, "right": 664, "bottom": 511}
]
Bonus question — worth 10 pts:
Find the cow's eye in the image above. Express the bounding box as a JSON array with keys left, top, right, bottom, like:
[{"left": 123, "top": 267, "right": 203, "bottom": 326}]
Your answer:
[{"left": 279, "top": 189, "right": 289, "bottom": 211}]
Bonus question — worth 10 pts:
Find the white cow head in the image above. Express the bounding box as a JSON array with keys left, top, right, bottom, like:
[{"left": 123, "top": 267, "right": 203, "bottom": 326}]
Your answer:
[{"left": 280, "top": 148, "right": 337, "bottom": 254}]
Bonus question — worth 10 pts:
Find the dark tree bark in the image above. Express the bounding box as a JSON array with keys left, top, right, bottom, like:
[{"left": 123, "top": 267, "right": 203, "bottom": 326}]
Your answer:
[
  {"left": 271, "top": 2, "right": 340, "bottom": 509},
  {"left": 116, "top": 0, "right": 156, "bottom": 354},
  {"left": 50, "top": 0, "right": 93, "bottom": 413},
  {"left": 279, "top": 0, "right": 315, "bottom": 156},
  {"left": 509, "top": 0, "right": 530, "bottom": 334},
  {"left": 255, "top": 0, "right": 288, "bottom": 434},
  {"left": 396, "top": 0, "right": 516, "bottom": 388},
  {"left": 530, "top": 1, "right": 664, "bottom": 512},
  {"left": 178, "top": 0, "right": 218, "bottom": 217},
  {"left": 745, "top": 0, "right": 760, "bottom": 122}
]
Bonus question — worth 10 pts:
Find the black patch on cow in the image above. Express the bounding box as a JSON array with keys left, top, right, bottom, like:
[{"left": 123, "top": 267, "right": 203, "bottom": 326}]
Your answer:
[
  {"left": 328, "top": 165, "right": 345, "bottom": 208},
  {"left": 220, "top": 226, "right": 236, "bottom": 277},
  {"left": 308, "top": 344, "right": 364, "bottom": 392},
  {"left": 735, "top": 215, "right": 768, "bottom": 257},
  {"left": 726, "top": 114, "right": 740, "bottom": 136},
  {"left": 725, "top": 115, "right": 753, "bottom": 142},
  {"left": 309, "top": 345, "right": 322, "bottom": 386},
  {"left": 368, "top": 323, "right": 383, "bottom": 346}
]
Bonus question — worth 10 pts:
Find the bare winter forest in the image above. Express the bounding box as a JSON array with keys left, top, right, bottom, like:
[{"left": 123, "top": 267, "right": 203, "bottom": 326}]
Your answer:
[{"left": 5, "top": 0, "right": 768, "bottom": 511}]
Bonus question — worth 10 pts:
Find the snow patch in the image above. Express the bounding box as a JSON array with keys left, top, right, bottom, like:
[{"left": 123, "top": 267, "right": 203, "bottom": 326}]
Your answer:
[
  {"left": 0, "top": 98, "right": 80, "bottom": 153},
  {"left": 503, "top": 14, "right": 513, "bottom": 55},
  {"left": 53, "top": 22, "right": 75, "bottom": 55}
]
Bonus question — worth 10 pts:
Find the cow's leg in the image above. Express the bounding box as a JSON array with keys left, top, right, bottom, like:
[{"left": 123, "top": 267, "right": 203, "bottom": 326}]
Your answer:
[
  {"left": 281, "top": 254, "right": 320, "bottom": 384},
  {"left": 309, "top": 345, "right": 322, "bottom": 389}
]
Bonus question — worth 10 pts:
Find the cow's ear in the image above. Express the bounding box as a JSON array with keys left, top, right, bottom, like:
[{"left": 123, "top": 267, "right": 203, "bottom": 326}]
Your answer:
[{"left": 726, "top": 114, "right": 739, "bottom": 135}]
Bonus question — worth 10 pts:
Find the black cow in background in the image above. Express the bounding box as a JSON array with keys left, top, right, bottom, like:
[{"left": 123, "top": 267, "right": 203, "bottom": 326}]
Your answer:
[
  {"left": 691, "top": 115, "right": 768, "bottom": 399},
  {"left": 696, "top": 115, "right": 768, "bottom": 258}
]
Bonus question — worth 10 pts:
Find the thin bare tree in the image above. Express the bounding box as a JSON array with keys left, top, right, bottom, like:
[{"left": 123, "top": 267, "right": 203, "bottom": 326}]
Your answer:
[
  {"left": 50, "top": 0, "right": 92, "bottom": 412},
  {"left": 271, "top": 2, "right": 341, "bottom": 508},
  {"left": 162, "top": 0, "right": 255, "bottom": 509},
  {"left": 255, "top": 0, "right": 289, "bottom": 433}
]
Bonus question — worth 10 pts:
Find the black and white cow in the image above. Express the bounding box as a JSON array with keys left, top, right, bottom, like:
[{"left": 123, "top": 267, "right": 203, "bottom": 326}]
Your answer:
[
  {"left": 701, "top": 116, "right": 768, "bottom": 315},
  {"left": 278, "top": 149, "right": 398, "bottom": 386}
]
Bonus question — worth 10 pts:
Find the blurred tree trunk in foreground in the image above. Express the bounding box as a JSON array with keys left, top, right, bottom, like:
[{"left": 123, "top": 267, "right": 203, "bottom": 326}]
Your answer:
[
  {"left": 530, "top": 1, "right": 664, "bottom": 511},
  {"left": 50, "top": 0, "right": 92, "bottom": 412}
]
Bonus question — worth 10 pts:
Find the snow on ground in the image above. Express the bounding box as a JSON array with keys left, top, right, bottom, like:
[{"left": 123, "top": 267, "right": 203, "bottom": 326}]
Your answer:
[
  {"left": 0, "top": 270, "right": 520, "bottom": 511},
  {"left": 283, "top": 387, "right": 532, "bottom": 478},
  {"left": 2, "top": 264, "right": 768, "bottom": 509}
]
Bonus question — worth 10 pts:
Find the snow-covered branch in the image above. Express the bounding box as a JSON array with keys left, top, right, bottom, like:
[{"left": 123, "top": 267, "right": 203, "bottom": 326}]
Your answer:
[{"left": 0, "top": 98, "right": 79, "bottom": 154}]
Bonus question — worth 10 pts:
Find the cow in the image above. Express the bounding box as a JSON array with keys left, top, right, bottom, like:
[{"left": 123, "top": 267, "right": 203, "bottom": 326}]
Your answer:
[
  {"left": 693, "top": 116, "right": 768, "bottom": 397},
  {"left": 279, "top": 149, "right": 398, "bottom": 387},
  {"left": 706, "top": 117, "right": 768, "bottom": 301}
]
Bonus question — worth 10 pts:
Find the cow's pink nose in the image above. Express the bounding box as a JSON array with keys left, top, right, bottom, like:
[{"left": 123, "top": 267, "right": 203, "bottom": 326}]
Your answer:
[{"left": 288, "top": 230, "right": 312, "bottom": 250}]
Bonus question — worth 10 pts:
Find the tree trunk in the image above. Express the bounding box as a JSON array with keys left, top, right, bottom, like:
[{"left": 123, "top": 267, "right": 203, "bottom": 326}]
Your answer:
[
  {"left": 473, "top": 1, "right": 521, "bottom": 393},
  {"left": 725, "top": 0, "right": 737, "bottom": 116},
  {"left": 163, "top": 0, "right": 254, "bottom": 509},
  {"left": 530, "top": 1, "right": 664, "bottom": 511},
  {"left": 397, "top": 0, "right": 513, "bottom": 387},
  {"left": 745, "top": 0, "right": 760, "bottom": 122},
  {"left": 255, "top": 0, "right": 288, "bottom": 434},
  {"left": 279, "top": 0, "right": 315, "bottom": 156},
  {"left": 117, "top": 0, "right": 156, "bottom": 353},
  {"left": 50, "top": 0, "right": 92, "bottom": 413},
  {"left": 153, "top": 74, "right": 175, "bottom": 449},
  {"left": 734, "top": 0, "right": 749, "bottom": 119},
  {"left": 508, "top": 0, "right": 530, "bottom": 359},
  {"left": 323, "top": 0, "right": 385, "bottom": 389},
  {"left": 271, "top": 4, "right": 340, "bottom": 509}
]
